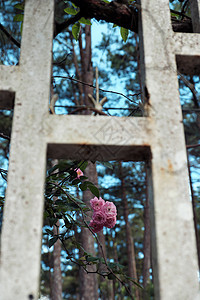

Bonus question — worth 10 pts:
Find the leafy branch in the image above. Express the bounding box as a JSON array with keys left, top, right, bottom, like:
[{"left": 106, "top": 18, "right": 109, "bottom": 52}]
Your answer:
[{"left": 45, "top": 181, "right": 141, "bottom": 299}]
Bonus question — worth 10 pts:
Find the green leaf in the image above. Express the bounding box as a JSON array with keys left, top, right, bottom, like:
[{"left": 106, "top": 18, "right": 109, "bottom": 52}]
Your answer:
[
  {"left": 120, "top": 27, "right": 129, "bottom": 42},
  {"left": 108, "top": 262, "right": 124, "bottom": 274},
  {"left": 82, "top": 206, "right": 90, "bottom": 212},
  {"left": 86, "top": 256, "right": 99, "bottom": 262},
  {"left": 83, "top": 181, "right": 95, "bottom": 185},
  {"left": 14, "top": 4, "right": 24, "bottom": 10},
  {"left": 78, "top": 18, "right": 92, "bottom": 25},
  {"left": 72, "top": 23, "right": 81, "bottom": 41},
  {"left": 79, "top": 182, "right": 87, "bottom": 191},
  {"left": 98, "top": 161, "right": 113, "bottom": 169},
  {"left": 71, "top": 3, "right": 78, "bottom": 8},
  {"left": 69, "top": 196, "right": 84, "bottom": 204},
  {"left": 13, "top": 14, "right": 24, "bottom": 22},
  {"left": 124, "top": 276, "right": 143, "bottom": 289},
  {"left": 49, "top": 236, "right": 58, "bottom": 248},
  {"left": 79, "top": 175, "right": 87, "bottom": 180},
  {"left": 20, "top": 21, "right": 23, "bottom": 34},
  {"left": 45, "top": 229, "right": 54, "bottom": 236},
  {"left": 107, "top": 273, "right": 116, "bottom": 280},
  {"left": 88, "top": 184, "right": 99, "bottom": 198},
  {"left": 47, "top": 164, "right": 59, "bottom": 176},
  {"left": 64, "top": 7, "right": 78, "bottom": 15},
  {"left": 170, "top": 12, "right": 178, "bottom": 19},
  {"left": 49, "top": 217, "right": 58, "bottom": 227},
  {"left": 53, "top": 189, "right": 61, "bottom": 197},
  {"left": 63, "top": 218, "right": 72, "bottom": 228},
  {"left": 72, "top": 178, "right": 80, "bottom": 185},
  {"left": 64, "top": 202, "right": 79, "bottom": 210},
  {"left": 78, "top": 161, "right": 88, "bottom": 171}
]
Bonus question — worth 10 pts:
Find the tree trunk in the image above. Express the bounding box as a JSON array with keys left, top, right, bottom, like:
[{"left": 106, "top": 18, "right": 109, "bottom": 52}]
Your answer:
[
  {"left": 78, "top": 24, "right": 98, "bottom": 299},
  {"left": 97, "top": 230, "right": 114, "bottom": 300},
  {"left": 50, "top": 159, "right": 62, "bottom": 300},
  {"left": 77, "top": 24, "right": 99, "bottom": 300},
  {"left": 119, "top": 162, "right": 140, "bottom": 300},
  {"left": 80, "top": 25, "right": 93, "bottom": 109},
  {"left": 187, "top": 152, "right": 200, "bottom": 270},
  {"left": 142, "top": 162, "right": 151, "bottom": 299},
  {"left": 79, "top": 162, "right": 98, "bottom": 300},
  {"left": 51, "top": 221, "right": 62, "bottom": 300}
]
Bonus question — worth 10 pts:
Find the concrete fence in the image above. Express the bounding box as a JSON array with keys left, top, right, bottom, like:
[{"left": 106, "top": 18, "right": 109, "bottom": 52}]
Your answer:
[{"left": 0, "top": 0, "right": 200, "bottom": 299}]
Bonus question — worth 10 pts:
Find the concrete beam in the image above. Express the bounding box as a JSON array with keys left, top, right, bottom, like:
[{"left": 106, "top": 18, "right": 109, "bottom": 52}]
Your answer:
[
  {"left": 173, "top": 33, "right": 200, "bottom": 75},
  {"left": 44, "top": 115, "right": 151, "bottom": 161}
]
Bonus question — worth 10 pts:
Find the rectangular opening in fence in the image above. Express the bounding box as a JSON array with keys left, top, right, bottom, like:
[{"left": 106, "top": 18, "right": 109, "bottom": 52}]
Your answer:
[
  {"left": 177, "top": 70, "right": 200, "bottom": 272},
  {"left": 169, "top": 0, "right": 193, "bottom": 33},
  {"left": 41, "top": 157, "right": 153, "bottom": 300}
]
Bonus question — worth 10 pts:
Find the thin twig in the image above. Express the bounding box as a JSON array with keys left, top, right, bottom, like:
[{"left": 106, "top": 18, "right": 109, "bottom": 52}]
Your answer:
[
  {"left": 53, "top": 75, "right": 140, "bottom": 104},
  {"left": 181, "top": 0, "right": 190, "bottom": 15},
  {"left": 0, "top": 23, "right": 21, "bottom": 48},
  {"left": 182, "top": 108, "right": 200, "bottom": 112},
  {"left": 54, "top": 11, "right": 82, "bottom": 37},
  {"left": 177, "top": 71, "right": 199, "bottom": 105},
  {"left": 186, "top": 144, "right": 200, "bottom": 149},
  {"left": 53, "top": 52, "right": 72, "bottom": 65},
  {"left": 0, "top": 133, "right": 10, "bottom": 140},
  {"left": 54, "top": 105, "right": 139, "bottom": 111},
  {"left": 170, "top": 9, "right": 191, "bottom": 20},
  {"left": 69, "top": 106, "right": 108, "bottom": 115}
]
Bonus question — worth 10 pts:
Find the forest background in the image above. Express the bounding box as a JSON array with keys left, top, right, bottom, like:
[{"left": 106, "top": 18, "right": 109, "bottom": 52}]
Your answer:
[{"left": 0, "top": 0, "right": 200, "bottom": 299}]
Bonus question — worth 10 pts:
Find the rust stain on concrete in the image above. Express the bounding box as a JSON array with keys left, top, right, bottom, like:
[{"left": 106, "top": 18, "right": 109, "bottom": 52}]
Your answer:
[{"left": 168, "top": 159, "right": 173, "bottom": 172}]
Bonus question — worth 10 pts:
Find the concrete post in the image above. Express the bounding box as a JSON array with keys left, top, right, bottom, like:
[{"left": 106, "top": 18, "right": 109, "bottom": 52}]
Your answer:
[
  {"left": 0, "top": 1, "right": 54, "bottom": 299},
  {"left": 139, "top": 0, "right": 200, "bottom": 299}
]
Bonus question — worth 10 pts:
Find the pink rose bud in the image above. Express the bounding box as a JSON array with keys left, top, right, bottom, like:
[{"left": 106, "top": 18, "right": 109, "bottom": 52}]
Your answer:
[{"left": 76, "top": 168, "right": 83, "bottom": 179}]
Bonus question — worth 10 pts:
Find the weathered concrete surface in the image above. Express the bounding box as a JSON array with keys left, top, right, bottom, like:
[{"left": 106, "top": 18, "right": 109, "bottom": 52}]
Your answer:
[
  {"left": 139, "top": 0, "right": 200, "bottom": 299},
  {"left": 0, "top": 1, "right": 54, "bottom": 299}
]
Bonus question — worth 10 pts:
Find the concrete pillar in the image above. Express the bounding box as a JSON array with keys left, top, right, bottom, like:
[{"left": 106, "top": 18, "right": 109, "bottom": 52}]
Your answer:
[
  {"left": 0, "top": 1, "right": 54, "bottom": 299},
  {"left": 139, "top": 0, "right": 200, "bottom": 299}
]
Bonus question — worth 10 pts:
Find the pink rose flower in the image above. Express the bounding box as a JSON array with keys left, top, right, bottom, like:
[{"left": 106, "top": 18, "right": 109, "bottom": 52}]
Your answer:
[
  {"left": 92, "top": 211, "right": 106, "bottom": 225},
  {"left": 89, "top": 197, "right": 117, "bottom": 232},
  {"left": 76, "top": 168, "right": 83, "bottom": 179},
  {"left": 102, "top": 201, "right": 117, "bottom": 217},
  {"left": 90, "top": 197, "right": 105, "bottom": 211},
  {"left": 89, "top": 220, "right": 104, "bottom": 233},
  {"left": 104, "top": 216, "right": 116, "bottom": 228}
]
